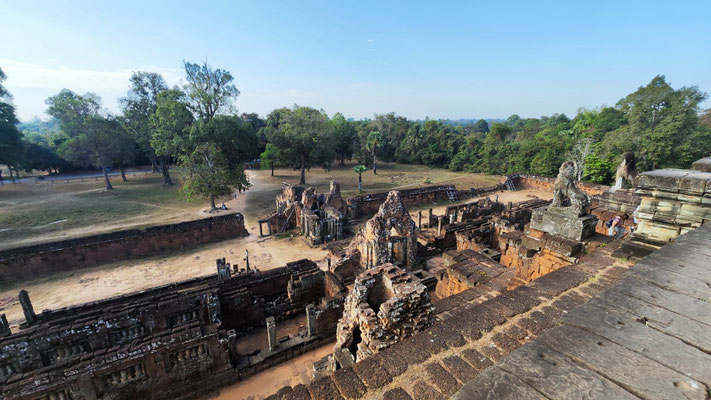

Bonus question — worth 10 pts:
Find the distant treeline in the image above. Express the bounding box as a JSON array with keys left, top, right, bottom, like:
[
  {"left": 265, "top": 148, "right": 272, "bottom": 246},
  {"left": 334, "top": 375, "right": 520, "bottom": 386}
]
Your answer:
[{"left": 2, "top": 61, "right": 710, "bottom": 205}]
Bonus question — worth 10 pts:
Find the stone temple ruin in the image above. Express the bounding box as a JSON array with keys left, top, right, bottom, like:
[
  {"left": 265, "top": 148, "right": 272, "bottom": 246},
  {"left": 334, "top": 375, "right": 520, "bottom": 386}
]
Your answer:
[{"left": 3, "top": 157, "right": 711, "bottom": 400}]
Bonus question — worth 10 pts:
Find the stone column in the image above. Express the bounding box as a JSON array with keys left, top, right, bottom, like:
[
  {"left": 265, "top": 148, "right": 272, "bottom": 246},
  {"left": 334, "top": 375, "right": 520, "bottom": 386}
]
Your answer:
[
  {"left": 259, "top": 222, "right": 264, "bottom": 237},
  {"left": 244, "top": 250, "right": 250, "bottom": 272},
  {"left": 418, "top": 210, "right": 422, "bottom": 229},
  {"left": 19, "top": 290, "right": 36, "bottom": 326},
  {"left": 437, "top": 216, "right": 443, "bottom": 235},
  {"left": 388, "top": 241, "right": 394, "bottom": 262},
  {"left": 327, "top": 258, "right": 331, "bottom": 270},
  {"left": 266, "top": 317, "right": 277, "bottom": 351},
  {"left": 428, "top": 208, "right": 433, "bottom": 226},
  {"left": 449, "top": 213, "right": 456, "bottom": 224},
  {"left": 0, "top": 314, "right": 10, "bottom": 337},
  {"left": 306, "top": 304, "right": 316, "bottom": 337}
]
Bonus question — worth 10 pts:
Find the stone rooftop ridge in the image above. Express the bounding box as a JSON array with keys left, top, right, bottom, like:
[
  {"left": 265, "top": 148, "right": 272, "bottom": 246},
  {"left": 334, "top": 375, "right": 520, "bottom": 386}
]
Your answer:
[{"left": 266, "top": 241, "right": 634, "bottom": 399}]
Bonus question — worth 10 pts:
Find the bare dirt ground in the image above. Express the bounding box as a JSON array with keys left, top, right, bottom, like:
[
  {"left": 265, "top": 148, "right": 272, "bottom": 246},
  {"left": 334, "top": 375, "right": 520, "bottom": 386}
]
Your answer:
[{"left": 209, "top": 343, "right": 334, "bottom": 400}]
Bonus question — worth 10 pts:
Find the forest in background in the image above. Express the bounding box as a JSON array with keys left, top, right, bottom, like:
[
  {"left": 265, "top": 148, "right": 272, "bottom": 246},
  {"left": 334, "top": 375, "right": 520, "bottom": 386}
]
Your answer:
[{"left": 2, "top": 61, "right": 710, "bottom": 208}]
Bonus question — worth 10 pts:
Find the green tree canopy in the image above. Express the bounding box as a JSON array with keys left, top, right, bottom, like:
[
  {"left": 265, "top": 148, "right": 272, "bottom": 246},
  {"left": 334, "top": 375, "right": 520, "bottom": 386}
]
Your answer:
[
  {"left": 183, "top": 60, "right": 240, "bottom": 121},
  {"left": 265, "top": 106, "right": 334, "bottom": 184}
]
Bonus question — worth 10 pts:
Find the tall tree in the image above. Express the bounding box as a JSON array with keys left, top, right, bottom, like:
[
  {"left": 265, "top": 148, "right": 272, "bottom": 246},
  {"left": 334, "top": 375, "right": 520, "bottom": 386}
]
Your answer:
[
  {"left": 183, "top": 60, "right": 240, "bottom": 121},
  {"left": 0, "top": 67, "right": 24, "bottom": 182},
  {"left": 265, "top": 106, "right": 334, "bottom": 185},
  {"left": 616, "top": 75, "right": 707, "bottom": 170},
  {"left": 56, "top": 115, "right": 129, "bottom": 190},
  {"left": 179, "top": 142, "right": 246, "bottom": 210},
  {"left": 367, "top": 131, "right": 382, "bottom": 174},
  {"left": 331, "top": 112, "right": 357, "bottom": 165},
  {"left": 149, "top": 89, "right": 193, "bottom": 185},
  {"left": 119, "top": 71, "right": 167, "bottom": 172}
]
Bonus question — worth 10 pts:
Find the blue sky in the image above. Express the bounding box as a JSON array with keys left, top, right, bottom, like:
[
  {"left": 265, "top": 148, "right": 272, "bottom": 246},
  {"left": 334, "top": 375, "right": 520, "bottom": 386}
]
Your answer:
[{"left": 2, "top": 0, "right": 710, "bottom": 121}]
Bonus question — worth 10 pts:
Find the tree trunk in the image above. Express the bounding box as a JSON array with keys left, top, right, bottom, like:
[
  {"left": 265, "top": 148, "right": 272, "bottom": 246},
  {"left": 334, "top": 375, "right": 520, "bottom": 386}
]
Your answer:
[
  {"left": 358, "top": 173, "right": 362, "bottom": 193},
  {"left": 160, "top": 157, "right": 173, "bottom": 185},
  {"left": 372, "top": 156, "right": 377, "bottom": 175},
  {"left": 152, "top": 157, "right": 159, "bottom": 173},
  {"left": 339, "top": 155, "right": 345, "bottom": 166},
  {"left": 102, "top": 165, "right": 113, "bottom": 190},
  {"left": 271, "top": 162, "right": 274, "bottom": 176},
  {"left": 120, "top": 163, "right": 127, "bottom": 182},
  {"left": 210, "top": 197, "right": 216, "bottom": 210},
  {"left": 299, "top": 158, "right": 306, "bottom": 185},
  {"left": 8, "top": 167, "right": 15, "bottom": 183}
]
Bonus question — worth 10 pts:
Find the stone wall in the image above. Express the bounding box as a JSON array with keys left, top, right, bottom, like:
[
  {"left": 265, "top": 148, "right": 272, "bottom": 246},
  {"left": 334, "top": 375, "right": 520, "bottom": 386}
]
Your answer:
[
  {"left": 511, "top": 174, "right": 608, "bottom": 197},
  {"left": 348, "top": 185, "right": 456, "bottom": 218},
  {"left": 0, "top": 213, "right": 249, "bottom": 284}
]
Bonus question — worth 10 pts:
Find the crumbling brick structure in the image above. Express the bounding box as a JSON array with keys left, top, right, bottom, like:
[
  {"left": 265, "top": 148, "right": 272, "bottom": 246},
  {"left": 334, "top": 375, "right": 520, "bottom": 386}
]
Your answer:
[
  {"left": 345, "top": 191, "right": 418, "bottom": 269},
  {"left": 0, "top": 258, "right": 347, "bottom": 400},
  {"left": 333, "top": 264, "right": 434, "bottom": 365}
]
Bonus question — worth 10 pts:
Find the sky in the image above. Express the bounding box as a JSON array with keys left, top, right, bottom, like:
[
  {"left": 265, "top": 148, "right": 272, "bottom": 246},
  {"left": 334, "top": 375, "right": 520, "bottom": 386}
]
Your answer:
[{"left": 1, "top": 1, "right": 710, "bottom": 122}]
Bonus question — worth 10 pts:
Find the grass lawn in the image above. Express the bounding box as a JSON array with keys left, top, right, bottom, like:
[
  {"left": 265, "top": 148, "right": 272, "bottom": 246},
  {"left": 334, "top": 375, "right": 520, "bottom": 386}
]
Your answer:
[{"left": 0, "top": 162, "right": 502, "bottom": 250}]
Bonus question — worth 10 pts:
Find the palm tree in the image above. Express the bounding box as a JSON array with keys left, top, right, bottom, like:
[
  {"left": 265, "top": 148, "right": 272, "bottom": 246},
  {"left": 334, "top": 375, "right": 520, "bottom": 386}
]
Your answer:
[
  {"left": 353, "top": 164, "right": 368, "bottom": 192},
  {"left": 367, "top": 131, "right": 382, "bottom": 175}
]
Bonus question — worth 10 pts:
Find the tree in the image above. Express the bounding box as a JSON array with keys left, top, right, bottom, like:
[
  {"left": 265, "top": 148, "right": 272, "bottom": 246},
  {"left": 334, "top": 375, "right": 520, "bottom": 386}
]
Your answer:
[
  {"left": 471, "top": 119, "right": 489, "bottom": 133},
  {"left": 150, "top": 89, "right": 194, "bottom": 185},
  {"left": 265, "top": 106, "right": 334, "bottom": 185},
  {"left": 616, "top": 75, "right": 707, "bottom": 170},
  {"left": 0, "top": 67, "right": 24, "bottom": 182},
  {"left": 260, "top": 143, "right": 278, "bottom": 176},
  {"left": 188, "top": 115, "right": 258, "bottom": 174},
  {"left": 332, "top": 112, "right": 357, "bottom": 165},
  {"left": 179, "top": 142, "right": 248, "bottom": 210},
  {"left": 353, "top": 164, "right": 368, "bottom": 192},
  {"left": 46, "top": 90, "right": 133, "bottom": 189},
  {"left": 119, "top": 71, "right": 168, "bottom": 172},
  {"left": 367, "top": 131, "right": 382, "bottom": 174},
  {"left": 57, "top": 116, "right": 128, "bottom": 190},
  {"left": 183, "top": 60, "right": 240, "bottom": 121},
  {"left": 566, "top": 137, "right": 594, "bottom": 180}
]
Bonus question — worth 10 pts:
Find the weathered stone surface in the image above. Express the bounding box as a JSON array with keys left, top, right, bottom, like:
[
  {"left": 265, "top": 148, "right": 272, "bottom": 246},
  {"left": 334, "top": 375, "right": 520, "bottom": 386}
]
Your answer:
[
  {"left": 284, "top": 384, "right": 312, "bottom": 400},
  {"left": 331, "top": 367, "right": 366, "bottom": 399},
  {"left": 452, "top": 367, "right": 546, "bottom": 400},
  {"left": 411, "top": 379, "right": 445, "bottom": 400},
  {"left": 691, "top": 157, "right": 711, "bottom": 172},
  {"left": 352, "top": 356, "right": 392, "bottom": 389},
  {"left": 530, "top": 207, "right": 597, "bottom": 241},
  {"left": 307, "top": 376, "right": 344, "bottom": 400},
  {"left": 460, "top": 348, "right": 494, "bottom": 371},
  {"left": 442, "top": 355, "right": 479, "bottom": 384},
  {"left": 562, "top": 302, "right": 711, "bottom": 386},
  {"left": 424, "top": 361, "right": 460, "bottom": 396},
  {"left": 497, "top": 341, "right": 638, "bottom": 399},
  {"left": 383, "top": 387, "right": 413, "bottom": 400},
  {"left": 541, "top": 326, "right": 707, "bottom": 400}
]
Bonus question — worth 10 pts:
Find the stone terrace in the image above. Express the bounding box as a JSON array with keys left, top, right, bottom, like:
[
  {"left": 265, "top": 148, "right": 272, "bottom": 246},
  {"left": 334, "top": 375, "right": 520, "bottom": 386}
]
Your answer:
[
  {"left": 264, "top": 240, "right": 635, "bottom": 399},
  {"left": 454, "top": 223, "right": 711, "bottom": 399}
]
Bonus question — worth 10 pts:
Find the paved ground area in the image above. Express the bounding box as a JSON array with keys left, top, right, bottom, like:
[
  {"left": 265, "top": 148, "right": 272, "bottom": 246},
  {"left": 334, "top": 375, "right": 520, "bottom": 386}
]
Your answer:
[{"left": 454, "top": 223, "right": 711, "bottom": 400}]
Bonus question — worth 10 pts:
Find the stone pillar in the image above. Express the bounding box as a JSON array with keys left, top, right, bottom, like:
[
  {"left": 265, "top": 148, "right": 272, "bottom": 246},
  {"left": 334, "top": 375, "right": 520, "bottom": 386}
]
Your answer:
[
  {"left": 244, "top": 250, "right": 250, "bottom": 272},
  {"left": 418, "top": 210, "right": 422, "bottom": 229},
  {"left": 437, "top": 216, "right": 443, "bottom": 235},
  {"left": 259, "top": 222, "right": 264, "bottom": 237},
  {"left": 306, "top": 304, "right": 316, "bottom": 337},
  {"left": 266, "top": 316, "right": 277, "bottom": 351},
  {"left": 428, "top": 208, "right": 433, "bottom": 226},
  {"left": 327, "top": 258, "right": 331, "bottom": 270},
  {"left": 0, "top": 314, "right": 10, "bottom": 337},
  {"left": 19, "top": 290, "right": 36, "bottom": 326},
  {"left": 388, "top": 241, "right": 394, "bottom": 262},
  {"left": 450, "top": 212, "right": 456, "bottom": 224}
]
